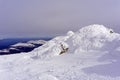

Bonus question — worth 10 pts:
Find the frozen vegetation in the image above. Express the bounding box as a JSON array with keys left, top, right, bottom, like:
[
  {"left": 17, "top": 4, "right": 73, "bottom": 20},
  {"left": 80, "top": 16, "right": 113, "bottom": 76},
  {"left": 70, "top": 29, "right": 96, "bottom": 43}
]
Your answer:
[{"left": 0, "top": 24, "right": 120, "bottom": 80}]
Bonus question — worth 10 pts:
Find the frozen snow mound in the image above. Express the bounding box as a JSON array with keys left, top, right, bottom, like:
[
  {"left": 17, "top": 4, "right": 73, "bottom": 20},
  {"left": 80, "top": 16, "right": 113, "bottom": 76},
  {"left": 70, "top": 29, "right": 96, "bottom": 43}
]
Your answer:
[
  {"left": 68, "top": 24, "right": 120, "bottom": 52},
  {"left": 30, "top": 24, "right": 120, "bottom": 59}
]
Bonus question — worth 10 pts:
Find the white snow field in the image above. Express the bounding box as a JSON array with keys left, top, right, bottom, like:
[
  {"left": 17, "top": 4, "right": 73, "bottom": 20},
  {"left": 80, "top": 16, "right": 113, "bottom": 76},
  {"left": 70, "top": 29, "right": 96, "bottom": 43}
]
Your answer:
[{"left": 0, "top": 24, "right": 120, "bottom": 80}]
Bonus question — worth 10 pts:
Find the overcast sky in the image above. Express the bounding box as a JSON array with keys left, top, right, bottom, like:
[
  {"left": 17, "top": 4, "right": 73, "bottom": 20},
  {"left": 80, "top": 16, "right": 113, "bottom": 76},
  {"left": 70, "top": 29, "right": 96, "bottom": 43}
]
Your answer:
[{"left": 0, "top": 0, "right": 120, "bottom": 38}]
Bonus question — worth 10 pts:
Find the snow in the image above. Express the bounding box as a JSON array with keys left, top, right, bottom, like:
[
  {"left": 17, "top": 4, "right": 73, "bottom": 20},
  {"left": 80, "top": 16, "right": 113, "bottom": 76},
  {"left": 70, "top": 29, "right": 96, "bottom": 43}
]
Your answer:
[
  {"left": 0, "top": 24, "right": 120, "bottom": 80},
  {"left": 11, "top": 43, "right": 35, "bottom": 47},
  {"left": 11, "top": 39, "right": 47, "bottom": 48},
  {"left": 0, "top": 49, "right": 9, "bottom": 53},
  {"left": 30, "top": 24, "right": 120, "bottom": 58},
  {"left": 38, "top": 74, "right": 59, "bottom": 80},
  {"left": 116, "top": 47, "right": 120, "bottom": 51},
  {"left": 0, "top": 40, "right": 47, "bottom": 55},
  {"left": 28, "top": 40, "right": 46, "bottom": 45}
]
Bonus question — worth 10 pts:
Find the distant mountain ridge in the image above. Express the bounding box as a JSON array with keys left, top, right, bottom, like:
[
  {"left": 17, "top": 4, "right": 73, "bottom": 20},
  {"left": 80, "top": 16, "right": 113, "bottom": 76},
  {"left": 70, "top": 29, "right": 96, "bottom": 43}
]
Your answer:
[
  {"left": 0, "top": 39, "right": 50, "bottom": 55},
  {"left": 0, "top": 38, "right": 51, "bottom": 50}
]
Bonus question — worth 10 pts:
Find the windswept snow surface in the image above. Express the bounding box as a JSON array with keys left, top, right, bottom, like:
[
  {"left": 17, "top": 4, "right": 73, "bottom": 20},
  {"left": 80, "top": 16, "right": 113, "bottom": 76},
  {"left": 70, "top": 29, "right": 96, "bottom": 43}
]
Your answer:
[{"left": 0, "top": 24, "right": 120, "bottom": 80}]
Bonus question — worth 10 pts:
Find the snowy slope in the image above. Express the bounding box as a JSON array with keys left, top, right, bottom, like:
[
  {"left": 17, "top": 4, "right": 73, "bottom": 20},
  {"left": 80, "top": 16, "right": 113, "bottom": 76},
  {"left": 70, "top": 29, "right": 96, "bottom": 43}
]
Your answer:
[{"left": 0, "top": 24, "right": 120, "bottom": 80}]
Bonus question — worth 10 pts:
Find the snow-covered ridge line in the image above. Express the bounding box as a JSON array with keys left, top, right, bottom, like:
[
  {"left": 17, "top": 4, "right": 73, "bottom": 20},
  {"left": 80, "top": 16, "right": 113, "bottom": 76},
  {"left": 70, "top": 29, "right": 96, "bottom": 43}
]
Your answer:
[
  {"left": 0, "top": 40, "right": 47, "bottom": 55},
  {"left": 12, "top": 40, "right": 46, "bottom": 47},
  {"left": 28, "top": 40, "right": 46, "bottom": 45},
  {"left": 11, "top": 43, "right": 35, "bottom": 47}
]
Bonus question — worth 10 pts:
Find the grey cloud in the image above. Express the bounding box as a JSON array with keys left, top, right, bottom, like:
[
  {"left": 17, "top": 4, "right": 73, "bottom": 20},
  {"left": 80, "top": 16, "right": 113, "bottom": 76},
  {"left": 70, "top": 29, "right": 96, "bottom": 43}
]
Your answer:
[{"left": 0, "top": 0, "right": 120, "bottom": 38}]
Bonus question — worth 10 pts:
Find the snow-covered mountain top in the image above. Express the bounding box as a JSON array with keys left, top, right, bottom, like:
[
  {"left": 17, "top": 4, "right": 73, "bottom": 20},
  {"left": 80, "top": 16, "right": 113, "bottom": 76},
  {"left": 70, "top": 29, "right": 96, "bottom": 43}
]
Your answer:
[
  {"left": 30, "top": 24, "right": 120, "bottom": 59},
  {"left": 0, "top": 24, "right": 120, "bottom": 80},
  {"left": 77, "top": 24, "right": 119, "bottom": 41}
]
